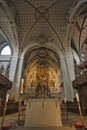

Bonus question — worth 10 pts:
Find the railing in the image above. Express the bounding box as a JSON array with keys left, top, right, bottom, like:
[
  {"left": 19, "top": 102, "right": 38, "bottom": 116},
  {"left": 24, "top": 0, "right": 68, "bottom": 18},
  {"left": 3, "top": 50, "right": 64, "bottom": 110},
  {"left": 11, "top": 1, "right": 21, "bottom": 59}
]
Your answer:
[
  {"left": 0, "top": 102, "right": 18, "bottom": 116},
  {"left": 0, "top": 73, "right": 12, "bottom": 89},
  {"left": 73, "top": 71, "right": 87, "bottom": 88},
  {"left": 66, "top": 101, "right": 80, "bottom": 114},
  {"left": 24, "top": 92, "right": 62, "bottom": 100}
]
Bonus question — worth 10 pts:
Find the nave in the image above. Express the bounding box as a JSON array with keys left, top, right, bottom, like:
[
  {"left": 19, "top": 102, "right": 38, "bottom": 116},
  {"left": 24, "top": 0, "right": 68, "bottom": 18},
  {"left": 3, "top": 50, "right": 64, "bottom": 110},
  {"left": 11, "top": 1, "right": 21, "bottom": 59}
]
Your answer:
[{"left": 1, "top": 0, "right": 87, "bottom": 129}]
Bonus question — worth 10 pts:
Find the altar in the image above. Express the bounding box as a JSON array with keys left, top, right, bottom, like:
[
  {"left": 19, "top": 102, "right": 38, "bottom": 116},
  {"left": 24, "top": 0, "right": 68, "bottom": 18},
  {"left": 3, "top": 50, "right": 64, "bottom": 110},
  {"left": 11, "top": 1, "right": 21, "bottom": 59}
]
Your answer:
[{"left": 25, "top": 99, "right": 62, "bottom": 127}]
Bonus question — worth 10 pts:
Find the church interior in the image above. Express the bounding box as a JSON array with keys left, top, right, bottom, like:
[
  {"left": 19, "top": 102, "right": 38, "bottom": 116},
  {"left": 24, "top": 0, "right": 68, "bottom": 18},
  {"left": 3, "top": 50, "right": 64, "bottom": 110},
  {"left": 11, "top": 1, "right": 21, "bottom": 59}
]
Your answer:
[{"left": 1, "top": 0, "right": 87, "bottom": 130}]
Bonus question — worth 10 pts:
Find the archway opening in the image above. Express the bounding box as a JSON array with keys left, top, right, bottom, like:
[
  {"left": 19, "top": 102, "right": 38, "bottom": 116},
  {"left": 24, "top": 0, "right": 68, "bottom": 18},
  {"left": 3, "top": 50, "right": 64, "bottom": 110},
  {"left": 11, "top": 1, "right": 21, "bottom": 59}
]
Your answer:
[{"left": 23, "top": 46, "right": 62, "bottom": 99}]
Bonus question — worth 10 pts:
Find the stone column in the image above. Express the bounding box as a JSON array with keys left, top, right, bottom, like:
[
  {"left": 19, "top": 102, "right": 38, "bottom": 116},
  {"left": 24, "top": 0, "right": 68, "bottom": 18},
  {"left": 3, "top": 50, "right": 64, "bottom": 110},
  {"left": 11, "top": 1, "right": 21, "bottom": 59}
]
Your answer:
[
  {"left": 8, "top": 56, "right": 19, "bottom": 99},
  {"left": 9, "top": 56, "right": 24, "bottom": 101},
  {"left": 9, "top": 56, "right": 18, "bottom": 81},
  {"left": 60, "top": 53, "right": 74, "bottom": 101},
  {"left": 14, "top": 57, "right": 24, "bottom": 100}
]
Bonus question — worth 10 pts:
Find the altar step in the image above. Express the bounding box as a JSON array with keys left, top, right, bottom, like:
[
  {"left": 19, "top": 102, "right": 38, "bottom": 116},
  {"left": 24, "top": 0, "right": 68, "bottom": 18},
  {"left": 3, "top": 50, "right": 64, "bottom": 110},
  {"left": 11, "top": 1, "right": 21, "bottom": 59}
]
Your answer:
[{"left": 10, "top": 126, "right": 76, "bottom": 130}]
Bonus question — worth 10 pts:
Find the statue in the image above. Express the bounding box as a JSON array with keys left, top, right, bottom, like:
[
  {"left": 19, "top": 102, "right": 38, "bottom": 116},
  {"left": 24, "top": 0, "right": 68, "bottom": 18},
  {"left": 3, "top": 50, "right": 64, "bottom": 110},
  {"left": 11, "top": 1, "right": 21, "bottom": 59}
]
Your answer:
[
  {"left": 74, "top": 60, "right": 81, "bottom": 78},
  {"left": 5, "top": 63, "right": 10, "bottom": 78},
  {"left": 79, "top": 59, "right": 87, "bottom": 72},
  {"left": 0, "top": 64, "right": 4, "bottom": 74}
]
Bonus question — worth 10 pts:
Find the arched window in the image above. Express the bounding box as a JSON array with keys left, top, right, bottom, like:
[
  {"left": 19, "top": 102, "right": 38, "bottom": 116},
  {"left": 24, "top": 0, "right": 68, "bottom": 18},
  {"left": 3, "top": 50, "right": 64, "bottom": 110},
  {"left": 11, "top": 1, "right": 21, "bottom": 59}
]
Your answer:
[{"left": 1, "top": 45, "right": 11, "bottom": 55}]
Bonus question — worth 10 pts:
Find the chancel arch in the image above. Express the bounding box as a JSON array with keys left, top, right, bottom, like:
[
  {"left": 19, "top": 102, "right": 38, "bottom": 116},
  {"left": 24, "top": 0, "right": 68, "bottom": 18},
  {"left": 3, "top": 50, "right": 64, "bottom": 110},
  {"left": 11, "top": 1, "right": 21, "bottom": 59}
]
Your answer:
[{"left": 21, "top": 45, "right": 62, "bottom": 99}]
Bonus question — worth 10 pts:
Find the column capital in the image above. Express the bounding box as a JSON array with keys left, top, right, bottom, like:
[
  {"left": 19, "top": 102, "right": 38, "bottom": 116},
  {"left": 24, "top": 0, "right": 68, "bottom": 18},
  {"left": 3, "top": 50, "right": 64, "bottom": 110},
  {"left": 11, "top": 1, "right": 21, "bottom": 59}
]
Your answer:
[{"left": 11, "top": 55, "right": 24, "bottom": 60}]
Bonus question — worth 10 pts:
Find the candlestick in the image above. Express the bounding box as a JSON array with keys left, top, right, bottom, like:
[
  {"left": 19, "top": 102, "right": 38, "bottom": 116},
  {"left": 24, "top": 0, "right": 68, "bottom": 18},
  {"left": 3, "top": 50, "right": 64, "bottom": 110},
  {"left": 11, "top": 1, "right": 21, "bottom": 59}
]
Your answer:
[
  {"left": 76, "top": 93, "right": 79, "bottom": 102},
  {"left": 6, "top": 94, "right": 9, "bottom": 102},
  {"left": 18, "top": 79, "right": 24, "bottom": 124},
  {"left": 64, "top": 98, "right": 68, "bottom": 118},
  {"left": 18, "top": 94, "right": 22, "bottom": 124},
  {"left": 1, "top": 94, "right": 9, "bottom": 129},
  {"left": 76, "top": 93, "right": 85, "bottom": 127}
]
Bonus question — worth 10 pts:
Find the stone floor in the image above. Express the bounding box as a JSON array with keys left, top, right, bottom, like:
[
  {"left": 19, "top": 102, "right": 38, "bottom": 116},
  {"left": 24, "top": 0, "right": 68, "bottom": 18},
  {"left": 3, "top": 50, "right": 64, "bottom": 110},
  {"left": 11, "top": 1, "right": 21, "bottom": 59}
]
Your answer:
[{"left": 0, "top": 112, "right": 87, "bottom": 129}]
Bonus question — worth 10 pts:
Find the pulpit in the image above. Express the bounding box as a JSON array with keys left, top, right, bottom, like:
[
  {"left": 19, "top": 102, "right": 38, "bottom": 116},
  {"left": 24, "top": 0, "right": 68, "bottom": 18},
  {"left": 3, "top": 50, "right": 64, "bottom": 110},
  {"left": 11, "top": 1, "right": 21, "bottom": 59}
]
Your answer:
[
  {"left": 0, "top": 73, "right": 12, "bottom": 100},
  {"left": 25, "top": 99, "right": 62, "bottom": 127}
]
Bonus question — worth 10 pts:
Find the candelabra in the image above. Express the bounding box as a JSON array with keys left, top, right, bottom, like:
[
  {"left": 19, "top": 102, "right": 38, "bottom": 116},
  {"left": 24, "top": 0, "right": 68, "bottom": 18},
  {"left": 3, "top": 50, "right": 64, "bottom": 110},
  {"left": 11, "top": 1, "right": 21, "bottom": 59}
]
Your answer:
[
  {"left": 76, "top": 93, "right": 85, "bottom": 128},
  {"left": 18, "top": 78, "right": 24, "bottom": 124},
  {"left": 1, "top": 94, "right": 9, "bottom": 130},
  {"left": 18, "top": 93, "right": 23, "bottom": 124}
]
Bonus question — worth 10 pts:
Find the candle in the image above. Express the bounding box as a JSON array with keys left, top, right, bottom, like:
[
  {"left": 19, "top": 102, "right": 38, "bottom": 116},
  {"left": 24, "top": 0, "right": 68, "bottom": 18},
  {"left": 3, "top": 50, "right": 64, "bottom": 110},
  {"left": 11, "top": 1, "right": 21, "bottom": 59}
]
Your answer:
[
  {"left": 22, "top": 78, "right": 24, "bottom": 85},
  {"left": 64, "top": 98, "right": 66, "bottom": 103},
  {"left": 6, "top": 94, "right": 9, "bottom": 102},
  {"left": 20, "top": 78, "right": 24, "bottom": 94},
  {"left": 76, "top": 93, "right": 79, "bottom": 102}
]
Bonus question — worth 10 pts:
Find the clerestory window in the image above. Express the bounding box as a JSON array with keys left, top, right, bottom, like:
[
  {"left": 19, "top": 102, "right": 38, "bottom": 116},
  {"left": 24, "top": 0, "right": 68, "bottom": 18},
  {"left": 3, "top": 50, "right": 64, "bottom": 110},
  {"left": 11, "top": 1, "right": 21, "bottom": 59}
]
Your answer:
[{"left": 1, "top": 45, "right": 11, "bottom": 55}]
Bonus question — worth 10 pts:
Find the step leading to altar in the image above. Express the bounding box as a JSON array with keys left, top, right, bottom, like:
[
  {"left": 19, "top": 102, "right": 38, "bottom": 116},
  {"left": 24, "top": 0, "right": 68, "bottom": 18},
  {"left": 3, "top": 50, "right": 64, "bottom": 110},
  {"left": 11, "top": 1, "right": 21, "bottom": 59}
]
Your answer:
[{"left": 10, "top": 126, "right": 76, "bottom": 130}]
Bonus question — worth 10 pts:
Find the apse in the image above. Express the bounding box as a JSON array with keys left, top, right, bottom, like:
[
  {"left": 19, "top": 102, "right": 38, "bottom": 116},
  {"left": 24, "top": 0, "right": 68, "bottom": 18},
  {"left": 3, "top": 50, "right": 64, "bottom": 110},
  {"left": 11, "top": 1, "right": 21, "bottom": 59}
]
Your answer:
[{"left": 23, "top": 46, "right": 62, "bottom": 99}]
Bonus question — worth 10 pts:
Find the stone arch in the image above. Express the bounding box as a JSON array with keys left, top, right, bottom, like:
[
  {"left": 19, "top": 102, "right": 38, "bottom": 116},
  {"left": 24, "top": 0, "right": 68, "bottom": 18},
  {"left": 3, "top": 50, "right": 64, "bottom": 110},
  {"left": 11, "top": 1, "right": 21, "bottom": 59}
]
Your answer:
[
  {"left": 67, "top": 0, "right": 87, "bottom": 48},
  {"left": 0, "top": 28, "right": 13, "bottom": 54},
  {"left": 65, "top": 0, "right": 87, "bottom": 62},
  {"left": 0, "top": 0, "right": 19, "bottom": 55},
  {"left": 21, "top": 42, "right": 64, "bottom": 59}
]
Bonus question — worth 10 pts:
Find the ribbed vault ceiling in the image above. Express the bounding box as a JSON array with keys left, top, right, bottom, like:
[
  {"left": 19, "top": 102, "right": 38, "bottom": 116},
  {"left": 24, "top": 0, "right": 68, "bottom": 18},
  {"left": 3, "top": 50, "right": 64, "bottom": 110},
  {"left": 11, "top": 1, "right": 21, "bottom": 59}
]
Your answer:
[
  {"left": 24, "top": 46, "right": 60, "bottom": 73},
  {"left": 1, "top": 0, "right": 87, "bottom": 75},
  {"left": 6, "top": 0, "right": 76, "bottom": 51}
]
